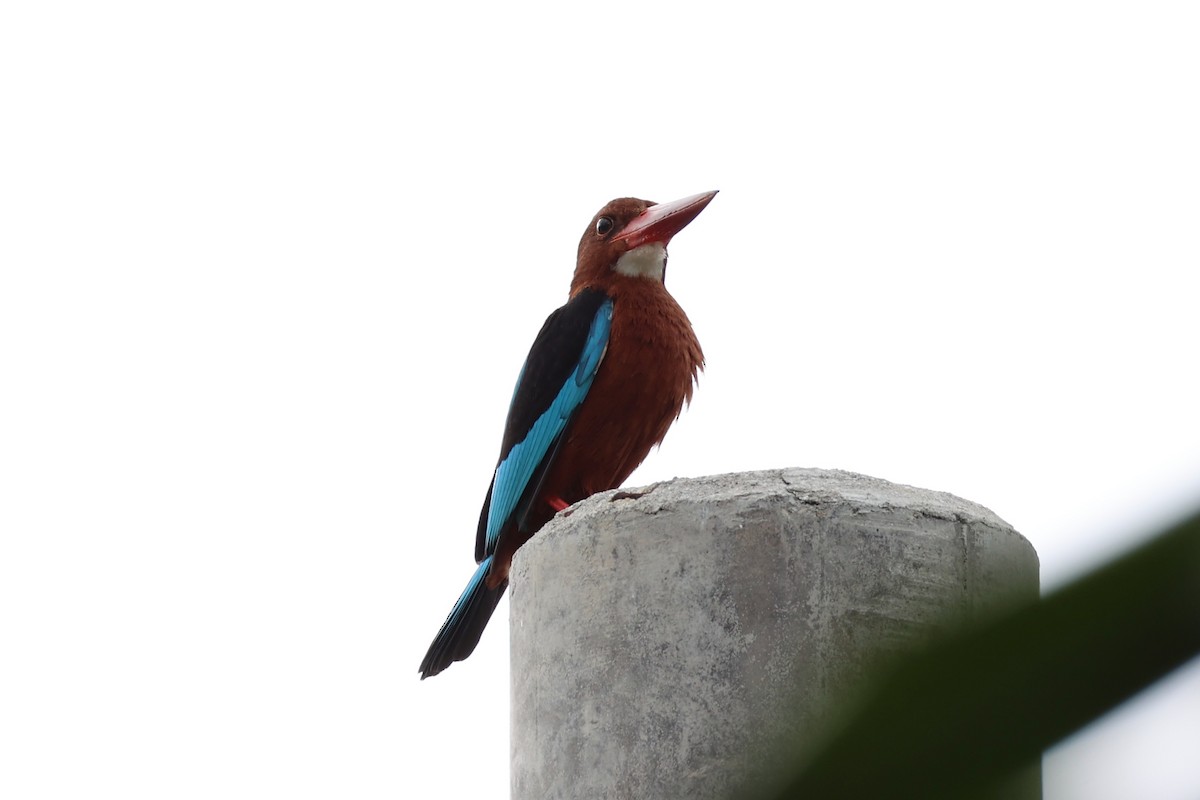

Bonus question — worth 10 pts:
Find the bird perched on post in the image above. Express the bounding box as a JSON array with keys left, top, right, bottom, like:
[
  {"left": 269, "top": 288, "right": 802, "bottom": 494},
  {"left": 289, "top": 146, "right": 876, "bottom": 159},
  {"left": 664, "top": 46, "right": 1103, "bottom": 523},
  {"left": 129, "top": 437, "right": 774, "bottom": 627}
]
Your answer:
[{"left": 419, "top": 190, "right": 717, "bottom": 679}]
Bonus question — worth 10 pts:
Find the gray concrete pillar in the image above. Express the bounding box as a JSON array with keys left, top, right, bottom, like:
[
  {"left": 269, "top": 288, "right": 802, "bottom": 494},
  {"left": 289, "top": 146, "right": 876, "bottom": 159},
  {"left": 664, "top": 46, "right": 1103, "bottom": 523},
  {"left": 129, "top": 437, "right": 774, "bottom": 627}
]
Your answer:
[{"left": 509, "top": 468, "right": 1040, "bottom": 800}]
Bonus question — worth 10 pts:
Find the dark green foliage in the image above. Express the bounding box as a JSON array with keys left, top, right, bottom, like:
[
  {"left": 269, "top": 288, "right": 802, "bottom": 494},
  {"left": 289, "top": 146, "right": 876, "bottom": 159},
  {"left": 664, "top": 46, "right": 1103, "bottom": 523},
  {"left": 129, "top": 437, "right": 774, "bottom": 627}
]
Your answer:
[{"left": 753, "top": 507, "right": 1200, "bottom": 800}]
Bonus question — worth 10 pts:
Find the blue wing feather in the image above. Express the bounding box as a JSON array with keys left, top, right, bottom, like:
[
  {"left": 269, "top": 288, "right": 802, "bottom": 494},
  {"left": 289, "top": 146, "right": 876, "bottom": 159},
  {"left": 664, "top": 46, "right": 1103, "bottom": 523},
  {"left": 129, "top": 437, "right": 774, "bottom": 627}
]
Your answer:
[{"left": 483, "top": 298, "right": 612, "bottom": 556}]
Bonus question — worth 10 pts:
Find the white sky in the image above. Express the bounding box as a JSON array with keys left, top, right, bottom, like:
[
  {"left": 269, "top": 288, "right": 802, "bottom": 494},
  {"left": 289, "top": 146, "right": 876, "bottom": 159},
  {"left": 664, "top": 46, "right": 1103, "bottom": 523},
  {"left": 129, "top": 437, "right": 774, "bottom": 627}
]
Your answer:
[{"left": 2, "top": 2, "right": 1198, "bottom": 798}]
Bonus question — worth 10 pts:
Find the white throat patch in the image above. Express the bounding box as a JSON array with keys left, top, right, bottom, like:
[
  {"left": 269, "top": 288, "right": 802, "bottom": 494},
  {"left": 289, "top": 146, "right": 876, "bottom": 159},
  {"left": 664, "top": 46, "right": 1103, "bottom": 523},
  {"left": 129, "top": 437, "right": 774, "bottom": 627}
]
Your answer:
[{"left": 614, "top": 243, "right": 668, "bottom": 281}]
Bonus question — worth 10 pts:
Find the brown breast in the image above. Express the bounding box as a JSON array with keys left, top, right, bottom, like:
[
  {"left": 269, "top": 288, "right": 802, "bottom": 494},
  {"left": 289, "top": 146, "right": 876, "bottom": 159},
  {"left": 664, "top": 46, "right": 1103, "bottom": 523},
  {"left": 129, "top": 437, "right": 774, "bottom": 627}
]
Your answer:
[
  {"left": 487, "top": 278, "right": 704, "bottom": 588},
  {"left": 546, "top": 278, "right": 703, "bottom": 502}
]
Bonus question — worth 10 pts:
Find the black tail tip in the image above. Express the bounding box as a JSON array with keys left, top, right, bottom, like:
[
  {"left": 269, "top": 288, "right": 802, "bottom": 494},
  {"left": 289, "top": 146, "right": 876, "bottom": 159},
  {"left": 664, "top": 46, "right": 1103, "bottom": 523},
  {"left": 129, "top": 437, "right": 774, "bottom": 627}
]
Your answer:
[
  {"left": 418, "top": 656, "right": 448, "bottom": 680},
  {"left": 417, "top": 566, "right": 508, "bottom": 680}
]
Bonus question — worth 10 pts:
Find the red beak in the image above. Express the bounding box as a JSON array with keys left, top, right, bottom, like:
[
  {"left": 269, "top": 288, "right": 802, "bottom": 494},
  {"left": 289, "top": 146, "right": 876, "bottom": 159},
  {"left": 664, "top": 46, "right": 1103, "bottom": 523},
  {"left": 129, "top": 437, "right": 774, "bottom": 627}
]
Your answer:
[{"left": 612, "top": 190, "right": 718, "bottom": 249}]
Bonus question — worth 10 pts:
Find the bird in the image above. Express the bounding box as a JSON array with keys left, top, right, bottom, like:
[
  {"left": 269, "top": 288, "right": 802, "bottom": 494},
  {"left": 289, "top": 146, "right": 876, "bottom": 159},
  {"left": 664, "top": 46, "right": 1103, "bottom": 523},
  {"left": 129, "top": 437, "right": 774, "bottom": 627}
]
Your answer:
[{"left": 418, "top": 190, "right": 717, "bottom": 679}]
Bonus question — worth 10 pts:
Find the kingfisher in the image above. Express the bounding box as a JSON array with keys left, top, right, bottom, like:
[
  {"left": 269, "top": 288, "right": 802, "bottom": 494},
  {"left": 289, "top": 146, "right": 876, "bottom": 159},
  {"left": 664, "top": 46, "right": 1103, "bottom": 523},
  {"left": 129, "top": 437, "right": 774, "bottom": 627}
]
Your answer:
[{"left": 418, "top": 190, "right": 717, "bottom": 679}]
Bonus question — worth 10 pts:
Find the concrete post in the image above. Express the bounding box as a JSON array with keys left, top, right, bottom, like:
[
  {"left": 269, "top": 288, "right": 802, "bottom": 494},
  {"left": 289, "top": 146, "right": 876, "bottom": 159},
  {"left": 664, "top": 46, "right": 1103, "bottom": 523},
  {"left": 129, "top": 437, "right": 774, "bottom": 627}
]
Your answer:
[{"left": 509, "top": 468, "right": 1040, "bottom": 799}]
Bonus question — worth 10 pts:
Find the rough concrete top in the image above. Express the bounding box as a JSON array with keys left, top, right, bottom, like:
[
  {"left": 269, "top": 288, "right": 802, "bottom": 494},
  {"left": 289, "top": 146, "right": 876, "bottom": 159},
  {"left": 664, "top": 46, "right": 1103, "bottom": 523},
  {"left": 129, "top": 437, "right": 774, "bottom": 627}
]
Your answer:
[
  {"left": 510, "top": 468, "right": 1039, "bottom": 800},
  {"left": 536, "top": 467, "right": 1017, "bottom": 539}
]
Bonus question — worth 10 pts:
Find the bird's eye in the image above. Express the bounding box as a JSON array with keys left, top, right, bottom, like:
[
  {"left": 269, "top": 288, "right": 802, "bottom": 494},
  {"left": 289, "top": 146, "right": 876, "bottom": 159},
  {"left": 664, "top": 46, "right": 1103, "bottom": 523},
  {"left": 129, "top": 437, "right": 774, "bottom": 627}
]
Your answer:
[{"left": 595, "top": 216, "right": 615, "bottom": 236}]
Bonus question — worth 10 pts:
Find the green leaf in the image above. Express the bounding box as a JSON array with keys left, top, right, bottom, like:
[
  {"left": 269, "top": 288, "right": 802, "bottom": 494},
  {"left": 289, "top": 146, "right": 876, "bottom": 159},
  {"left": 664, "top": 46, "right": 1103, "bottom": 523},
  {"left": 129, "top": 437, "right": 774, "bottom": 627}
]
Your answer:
[{"left": 754, "top": 507, "right": 1200, "bottom": 800}]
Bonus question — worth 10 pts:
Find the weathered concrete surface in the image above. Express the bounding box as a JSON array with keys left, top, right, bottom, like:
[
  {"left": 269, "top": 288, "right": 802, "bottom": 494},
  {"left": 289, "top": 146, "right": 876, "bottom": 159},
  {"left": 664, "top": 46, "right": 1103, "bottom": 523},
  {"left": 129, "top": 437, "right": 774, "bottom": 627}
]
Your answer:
[{"left": 509, "top": 468, "right": 1040, "bottom": 800}]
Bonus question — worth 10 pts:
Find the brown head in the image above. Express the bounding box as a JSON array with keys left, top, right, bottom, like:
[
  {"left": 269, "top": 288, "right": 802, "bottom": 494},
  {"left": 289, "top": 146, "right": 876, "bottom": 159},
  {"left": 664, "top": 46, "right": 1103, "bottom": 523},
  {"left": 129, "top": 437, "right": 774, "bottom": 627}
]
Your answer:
[{"left": 570, "top": 191, "right": 717, "bottom": 296}]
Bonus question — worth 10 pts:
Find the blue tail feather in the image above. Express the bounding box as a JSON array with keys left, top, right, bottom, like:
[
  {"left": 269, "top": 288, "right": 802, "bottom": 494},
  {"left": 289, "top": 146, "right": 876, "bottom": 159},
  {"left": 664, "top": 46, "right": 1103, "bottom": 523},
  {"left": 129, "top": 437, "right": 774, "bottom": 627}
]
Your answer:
[{"left": 419, "top": 556, "right": 507, "bottom": 679}]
